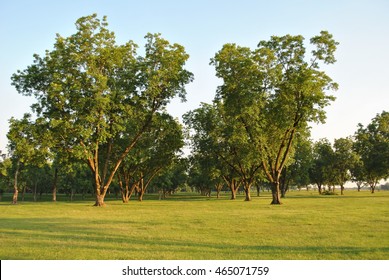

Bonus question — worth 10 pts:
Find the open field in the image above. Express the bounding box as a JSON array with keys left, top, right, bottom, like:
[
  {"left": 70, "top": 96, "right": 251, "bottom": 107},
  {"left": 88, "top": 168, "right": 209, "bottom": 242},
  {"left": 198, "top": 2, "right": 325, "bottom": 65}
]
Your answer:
[{"left": 0, "top": 191, "right": 388, "bottom": 260}]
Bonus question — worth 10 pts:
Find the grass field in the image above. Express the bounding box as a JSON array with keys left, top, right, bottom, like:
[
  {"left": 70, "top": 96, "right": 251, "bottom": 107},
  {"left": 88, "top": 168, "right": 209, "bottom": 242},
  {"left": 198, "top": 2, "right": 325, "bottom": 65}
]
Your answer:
[{"left": 0, "top": 190, "right": 388, "bottom": 260}]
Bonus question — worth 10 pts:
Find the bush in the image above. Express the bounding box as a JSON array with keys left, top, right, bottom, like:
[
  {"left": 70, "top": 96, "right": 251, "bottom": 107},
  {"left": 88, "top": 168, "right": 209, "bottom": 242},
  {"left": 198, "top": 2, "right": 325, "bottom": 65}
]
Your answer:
[{"left": 322, "top": 190, "right": 338, "bottom": 195}]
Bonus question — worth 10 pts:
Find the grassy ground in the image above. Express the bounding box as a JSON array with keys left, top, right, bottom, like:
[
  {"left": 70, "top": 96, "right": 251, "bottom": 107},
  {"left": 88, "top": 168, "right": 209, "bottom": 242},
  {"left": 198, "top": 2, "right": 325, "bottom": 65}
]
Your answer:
[{"left": 0, "top": 190, "right": 388, "bottom": 260}]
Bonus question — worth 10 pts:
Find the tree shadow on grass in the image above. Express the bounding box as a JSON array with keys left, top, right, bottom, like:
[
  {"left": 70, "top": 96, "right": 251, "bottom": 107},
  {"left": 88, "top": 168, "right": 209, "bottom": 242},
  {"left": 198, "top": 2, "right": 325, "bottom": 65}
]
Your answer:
[{"left": 0, "top": 217, "right": 388, "bottom": 260}]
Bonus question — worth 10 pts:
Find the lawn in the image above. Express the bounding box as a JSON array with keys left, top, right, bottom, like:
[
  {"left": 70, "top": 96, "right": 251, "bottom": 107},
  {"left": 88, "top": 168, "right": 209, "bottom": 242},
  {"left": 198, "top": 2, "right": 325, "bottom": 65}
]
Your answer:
[{"left": 0, "top": 190, "right": 388, "bottom": 260}]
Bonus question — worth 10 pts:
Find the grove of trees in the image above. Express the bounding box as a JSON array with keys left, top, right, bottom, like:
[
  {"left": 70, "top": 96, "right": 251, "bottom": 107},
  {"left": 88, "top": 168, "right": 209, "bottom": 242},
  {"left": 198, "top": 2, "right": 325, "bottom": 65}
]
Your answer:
[{"left": 1, "top": 15, "right": 388, "bottom": 206}]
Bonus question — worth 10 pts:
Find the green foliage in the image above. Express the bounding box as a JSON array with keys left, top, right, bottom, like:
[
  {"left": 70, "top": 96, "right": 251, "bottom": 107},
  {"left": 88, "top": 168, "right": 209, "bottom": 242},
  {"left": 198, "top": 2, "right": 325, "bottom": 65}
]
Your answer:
[
  {"left": 210, "top": 31, "right": 338, "bottom": 203},
  {"left": 11, "top": 14, "right": 193, "bottom": 205},
  {"left": 353, "top": 111, "right": 389, "bottom": 191},
  {"left": 321, "top": 190, "right": 338, "bottom": 196}
]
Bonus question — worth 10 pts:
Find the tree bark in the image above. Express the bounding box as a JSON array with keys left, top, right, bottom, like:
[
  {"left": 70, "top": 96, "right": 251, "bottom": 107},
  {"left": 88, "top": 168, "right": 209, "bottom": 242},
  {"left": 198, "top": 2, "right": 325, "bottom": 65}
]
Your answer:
[
  {"left": 52, "top": 167, "right": 58, "bottom": 202},
  {"left": 244, "top": 186, "right": 251, "bottom": 201},
  {"left": 216, "top": 183, "right": 223, "bottom": 199},
  {"left": 94, "top": 181, "right": 107, "bottom": 206},
  {"left": 12, "top": 187, "right": 19, "bottom": 205},
  {"left": 271, "top": 181, "right": 282, "bottom": 204},
  {"left": 94, "top": 193, "right": 106, "bottom": 206},
  {"left": 138, "top": 189, "right": 145, "bottom": 202},
  {"left": 12, "top": 161, "right": 20, "bottom": 205},
  {"left": 317, "top": 184, "right": 322, "bottom": 194},
  {"left": 230, "top": 186, "right": 237, "bottom": 200}
]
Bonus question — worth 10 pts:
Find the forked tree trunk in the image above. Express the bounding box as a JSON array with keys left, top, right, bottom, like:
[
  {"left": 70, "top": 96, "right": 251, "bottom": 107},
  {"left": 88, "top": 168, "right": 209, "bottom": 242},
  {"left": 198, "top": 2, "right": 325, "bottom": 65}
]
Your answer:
[
  {"left": 94, "top": 183, "right": 107, "bottom": 206},
  {"left": 244, "top": 187, "right": 251, "bottom": 201},
  {"left": 271, "top": 181, "right": 282, "bottom": 205},
  {"left": 95, "top": 193, "right": 106, "bottom": 206}
]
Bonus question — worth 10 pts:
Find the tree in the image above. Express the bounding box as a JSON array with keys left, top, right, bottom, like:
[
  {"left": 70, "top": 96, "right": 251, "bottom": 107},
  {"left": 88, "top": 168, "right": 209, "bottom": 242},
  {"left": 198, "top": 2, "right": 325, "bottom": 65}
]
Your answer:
[
  {"left": 116, "top": 113, "right": 184, "bottom": 202},
  {"left": 350, "top": 155, "right": 367, "bottom": 192},
  {"left": 151, "top": 158, "right": 188, "bottom": 199},
  {"left": 184, "top": 102, "right": 261, "bottom": 201},
  {"left": 332, "top": 137, "right": 358, "bottom": 195},
  {"left": 0, "top": 157, "right": 12, "bottom": 201},
  {"left": 6, "top": 114, "right": 51, "bottom": 204},
  {"left": 11, "top": 14, "right": 193, "bottom": 206},
  {"left": 353, "top": 111, "right": 389, "bottom": 193},
  {"left": 309, "top": 139, "right": 333, "bottom": 194},
  {"left": 211, "top": 31, "right": 338, "bottom": 204}
]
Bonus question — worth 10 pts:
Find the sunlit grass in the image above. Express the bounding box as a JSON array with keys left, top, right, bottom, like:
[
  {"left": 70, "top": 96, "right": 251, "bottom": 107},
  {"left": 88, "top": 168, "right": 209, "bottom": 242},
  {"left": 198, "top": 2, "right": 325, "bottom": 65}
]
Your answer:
[{"left": 0, "top": 191, "right": 388, "bottom": 259}]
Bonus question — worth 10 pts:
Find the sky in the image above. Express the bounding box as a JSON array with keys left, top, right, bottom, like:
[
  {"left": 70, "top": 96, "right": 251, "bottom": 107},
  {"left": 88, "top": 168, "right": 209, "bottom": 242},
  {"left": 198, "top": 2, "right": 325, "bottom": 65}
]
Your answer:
[{"left": 1, "top": 0, "right": 388, "bottom": 153}]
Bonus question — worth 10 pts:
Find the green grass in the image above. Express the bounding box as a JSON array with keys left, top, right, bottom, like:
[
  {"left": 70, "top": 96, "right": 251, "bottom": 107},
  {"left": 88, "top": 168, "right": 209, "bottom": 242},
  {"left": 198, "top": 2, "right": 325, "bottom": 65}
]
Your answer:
[{"left": 0, "top": 191, "right": 388, "bottom": 260}]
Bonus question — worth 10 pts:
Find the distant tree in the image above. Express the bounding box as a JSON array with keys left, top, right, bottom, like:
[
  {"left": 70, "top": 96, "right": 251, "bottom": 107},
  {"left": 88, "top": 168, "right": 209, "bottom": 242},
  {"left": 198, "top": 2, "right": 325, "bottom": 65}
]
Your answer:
[
  {"left": 151, "top": 158, "right": 188, "bottom": 199},
  {"left": 184, "top": 102, "right": 261, "bottom": 201},
  {"left": 115, "top": 113, "right": 184, "bottom": 202},
  {"left": 354, "top": 111, "right": 389, "bottom": 193},
  {"left": 332, "top": 137, "right": 358, "bottom": 195},
  {"left": 11, "top": 14, "right": 193, "bottom": 206},
  {"left": 281, "top": 134, "right": 313, "bottom": 196},
  {"left": 0, "top": 157, "right": 12, "bottom": 201},
  {"left": 309, "top": 139, "right": 333, "bottom": 194},
  {"left": 350, "top": 156, "right": 368, "bottom": 192},
  {"left": 6, "top": 114, "right": 51, "bottom": 204}
]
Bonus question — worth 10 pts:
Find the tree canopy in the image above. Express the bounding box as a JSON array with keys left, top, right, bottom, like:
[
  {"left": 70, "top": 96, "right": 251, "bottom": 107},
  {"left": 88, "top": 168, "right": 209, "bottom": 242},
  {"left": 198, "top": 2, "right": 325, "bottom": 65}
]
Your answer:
[{"left": 11, "top": 14, "right": 193, "bottom": 206}]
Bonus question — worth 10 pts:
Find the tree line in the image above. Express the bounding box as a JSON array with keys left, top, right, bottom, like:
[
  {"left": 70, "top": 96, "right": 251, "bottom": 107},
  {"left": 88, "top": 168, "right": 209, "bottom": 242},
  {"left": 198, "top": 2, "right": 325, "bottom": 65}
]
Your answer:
[{"left": 1, "top": 14, "right": 388, "bottom": 206}]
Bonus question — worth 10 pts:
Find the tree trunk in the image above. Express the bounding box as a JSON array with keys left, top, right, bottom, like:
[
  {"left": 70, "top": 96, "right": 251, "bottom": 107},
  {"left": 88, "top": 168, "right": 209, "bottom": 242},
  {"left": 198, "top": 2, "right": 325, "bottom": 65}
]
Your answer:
[
  {"left": 244, "top": 187, "right": 251, "bottom": 201},
  {"left": 317, "top": 184, "right": 322, "bottom": 194},
  {"left": 271, "top": 181, "right": 282, "bottom": 205},
  {"left": 256, "top": 186, "right": 260, "bottom": 197},
  {"left": 281, "top": 186, "right": 287, "bottom": 198},
  {"left": 33, "top": 181, "right": 38, "bottom": 202},
  {"left": 340, "top": 185, "right": 344, "bottom": 195},
  {"left": 12, "top": 188, "right": 18, "bottom": 205},
  {"left": 12, "top": 161, "right": 20, "bottom": 205},
  {"left": 138, "top": 189, "right": 145, "bottom": 202},
  {"left": 94, "top": 193, "right": 106, "bottom": 206},
  {"left": 22, "top": 185, "right": 26, "bottom": 201},
  {"left": 230, "top": 187, "right": 237, "bottom": 200},
  {"left": 52, "top": 167, "right": 58, "bottom": 202},
  {"left": 371, "top": 186, "right": 375, "bottom": 194},
  {"left": 70, "top": 188, "right": 75, "bottom": 201},
  {"left": 94, "top": 183, "right": 107, "bottom": 206}
]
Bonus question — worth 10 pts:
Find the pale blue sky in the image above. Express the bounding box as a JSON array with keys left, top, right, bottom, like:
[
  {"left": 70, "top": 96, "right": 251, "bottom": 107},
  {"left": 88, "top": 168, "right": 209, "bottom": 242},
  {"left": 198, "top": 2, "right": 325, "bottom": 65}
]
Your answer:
[{"left": 1, "top": 0, "right": 388, "bottom": 152}]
